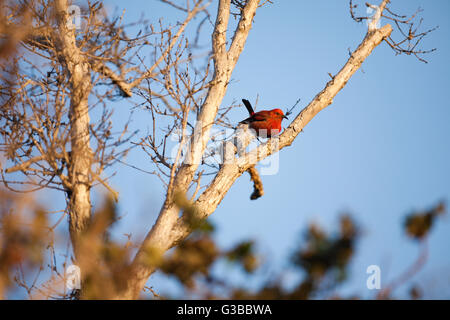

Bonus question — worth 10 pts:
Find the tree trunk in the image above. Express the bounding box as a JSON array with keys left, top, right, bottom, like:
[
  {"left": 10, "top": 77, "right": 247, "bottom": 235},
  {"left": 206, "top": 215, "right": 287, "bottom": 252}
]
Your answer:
[{"left": 54, "top": 0, "right": 93, "bottom": 257}]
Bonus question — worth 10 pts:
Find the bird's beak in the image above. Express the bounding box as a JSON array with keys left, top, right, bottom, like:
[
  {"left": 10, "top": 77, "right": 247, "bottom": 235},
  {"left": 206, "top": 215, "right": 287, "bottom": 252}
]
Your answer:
[{"left": 283, "top": 115, "right": 288, "bottom": 120}]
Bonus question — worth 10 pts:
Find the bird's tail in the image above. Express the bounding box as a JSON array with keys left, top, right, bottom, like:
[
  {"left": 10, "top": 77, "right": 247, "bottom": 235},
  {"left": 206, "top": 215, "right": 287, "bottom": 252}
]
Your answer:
[{"left": 242, "top": 99, "right": 255, "bottom": 116}]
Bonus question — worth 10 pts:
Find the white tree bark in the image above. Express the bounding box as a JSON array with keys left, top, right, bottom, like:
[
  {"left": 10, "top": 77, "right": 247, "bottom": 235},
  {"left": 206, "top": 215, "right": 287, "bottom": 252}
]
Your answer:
[
  {"left": 54, "top": 0, "right": 93, "bottom": 256},
  {"left": 114, "top": 0, "right": 259, "bottom": 299}
]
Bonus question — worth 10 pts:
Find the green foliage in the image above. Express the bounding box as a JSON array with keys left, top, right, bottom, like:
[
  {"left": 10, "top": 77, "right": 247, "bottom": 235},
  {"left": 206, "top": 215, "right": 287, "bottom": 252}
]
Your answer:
[
  {"left": 404, "top": 202, "right": 445, "bottom": 240},
  {"left": 226, "top": 241, "right": 259, "bottom": 273},
  {"left": 0, "top": 189, "right": 446, "bottom": 299},
  {"left": 173, "top": 191, "right": 215, "bottom": 233},
  {"left": 160, "top": 235, "right": 219, "bottom": 289},
  {"left": 293, "top": 215, "right": 357, "bottom": 281},
  {"left": 0, "top": 190, "right": 50, "bottom": 297}
]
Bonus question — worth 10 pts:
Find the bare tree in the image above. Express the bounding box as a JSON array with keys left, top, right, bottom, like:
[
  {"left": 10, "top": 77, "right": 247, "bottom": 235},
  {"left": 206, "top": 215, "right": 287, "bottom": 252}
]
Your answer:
[
  {"left": 1, "top": 0, "right": 207, "bottom": 253},
  {"left": 0, "top": 0, "right": 436, "bottom": 299}
]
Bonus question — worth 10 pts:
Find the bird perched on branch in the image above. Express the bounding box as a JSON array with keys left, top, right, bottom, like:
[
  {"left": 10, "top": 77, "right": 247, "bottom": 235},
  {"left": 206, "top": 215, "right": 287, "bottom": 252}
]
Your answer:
[{"left": 240, "top": 99, "right": 288, "bottom": 137}]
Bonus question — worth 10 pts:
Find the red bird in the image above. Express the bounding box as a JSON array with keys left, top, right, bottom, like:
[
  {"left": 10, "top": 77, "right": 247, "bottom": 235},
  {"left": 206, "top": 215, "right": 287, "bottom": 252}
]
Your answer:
[{"left": 240, "top": 99, "right": 288, "bottom": 137}]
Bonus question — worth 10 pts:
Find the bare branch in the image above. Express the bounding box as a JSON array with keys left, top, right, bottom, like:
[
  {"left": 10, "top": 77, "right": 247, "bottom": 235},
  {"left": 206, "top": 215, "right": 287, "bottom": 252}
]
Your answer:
[{"left": 350, "top": 0, "right": 437, "bottom": 63}]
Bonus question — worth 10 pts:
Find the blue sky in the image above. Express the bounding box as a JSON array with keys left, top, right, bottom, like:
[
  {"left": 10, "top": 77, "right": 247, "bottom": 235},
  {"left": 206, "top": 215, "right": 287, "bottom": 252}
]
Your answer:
[{"left": 38, "top": 0, "right": 450, "bottom": 299}]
